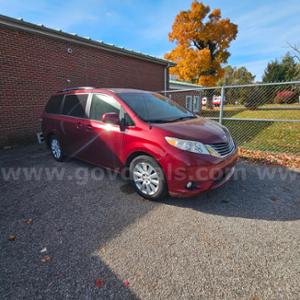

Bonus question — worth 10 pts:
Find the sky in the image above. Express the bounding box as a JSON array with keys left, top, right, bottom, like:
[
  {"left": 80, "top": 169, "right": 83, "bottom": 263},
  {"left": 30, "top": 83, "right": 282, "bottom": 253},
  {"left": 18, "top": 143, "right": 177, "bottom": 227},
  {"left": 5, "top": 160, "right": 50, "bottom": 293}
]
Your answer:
[{"left": 1, "top": 0, "right": 300, "bottom": 80}]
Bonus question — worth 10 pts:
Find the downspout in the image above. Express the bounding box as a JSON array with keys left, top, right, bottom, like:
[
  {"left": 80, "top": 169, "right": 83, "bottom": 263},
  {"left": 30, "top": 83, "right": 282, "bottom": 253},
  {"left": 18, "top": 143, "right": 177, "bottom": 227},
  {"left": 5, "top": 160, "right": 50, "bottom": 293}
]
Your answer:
[{"left": 163, "top": 66, "right": 168, "bottom": 96}]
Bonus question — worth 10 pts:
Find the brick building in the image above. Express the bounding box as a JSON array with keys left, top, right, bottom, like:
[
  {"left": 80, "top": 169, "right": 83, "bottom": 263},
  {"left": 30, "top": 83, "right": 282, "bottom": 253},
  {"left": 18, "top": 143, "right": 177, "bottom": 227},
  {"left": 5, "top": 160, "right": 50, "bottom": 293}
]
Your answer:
[{"left": 0, "top": 15, "right": 174, "bottom": 147}]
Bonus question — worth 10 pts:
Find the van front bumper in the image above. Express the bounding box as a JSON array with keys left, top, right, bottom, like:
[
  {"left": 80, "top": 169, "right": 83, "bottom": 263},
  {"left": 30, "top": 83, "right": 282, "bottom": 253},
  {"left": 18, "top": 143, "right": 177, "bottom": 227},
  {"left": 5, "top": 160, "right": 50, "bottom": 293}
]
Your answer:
[{"left": 161, "top": 148, "right": 238, "bottom": 198}]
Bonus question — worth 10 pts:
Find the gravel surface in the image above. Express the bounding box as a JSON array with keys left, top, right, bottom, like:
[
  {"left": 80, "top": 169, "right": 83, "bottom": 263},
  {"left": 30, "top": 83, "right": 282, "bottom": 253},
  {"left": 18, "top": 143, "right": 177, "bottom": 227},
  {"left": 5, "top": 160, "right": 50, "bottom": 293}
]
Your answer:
[{"left": 0, "top": 144, "right": 299, "bottom": 299}]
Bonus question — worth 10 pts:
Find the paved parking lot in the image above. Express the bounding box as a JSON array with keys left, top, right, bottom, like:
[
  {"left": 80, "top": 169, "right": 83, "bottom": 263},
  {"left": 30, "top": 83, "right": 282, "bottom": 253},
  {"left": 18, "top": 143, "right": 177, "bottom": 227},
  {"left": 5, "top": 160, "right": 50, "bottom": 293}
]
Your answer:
[{"left": 0, "top": 145, "right": 299, "bottom": 299}]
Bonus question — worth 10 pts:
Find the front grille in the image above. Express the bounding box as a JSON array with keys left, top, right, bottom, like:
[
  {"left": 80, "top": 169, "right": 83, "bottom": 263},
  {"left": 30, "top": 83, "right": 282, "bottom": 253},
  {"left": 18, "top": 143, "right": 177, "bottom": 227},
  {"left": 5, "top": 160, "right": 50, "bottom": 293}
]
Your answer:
[{"left": 208, "top": 138, "right": 236, "bottom": 157}]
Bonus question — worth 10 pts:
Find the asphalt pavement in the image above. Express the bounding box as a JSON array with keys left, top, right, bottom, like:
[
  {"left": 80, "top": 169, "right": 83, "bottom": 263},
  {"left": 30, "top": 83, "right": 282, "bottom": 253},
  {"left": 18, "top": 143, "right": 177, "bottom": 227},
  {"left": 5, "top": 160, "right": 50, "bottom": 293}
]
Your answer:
[{"left": 0, "top": 145, "right": 299, "bottom": 299}]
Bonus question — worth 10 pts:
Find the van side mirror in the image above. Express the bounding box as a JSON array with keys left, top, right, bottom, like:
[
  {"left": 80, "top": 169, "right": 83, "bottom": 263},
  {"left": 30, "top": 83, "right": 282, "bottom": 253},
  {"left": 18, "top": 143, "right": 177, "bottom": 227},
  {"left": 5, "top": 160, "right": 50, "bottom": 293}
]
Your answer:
[{"left": 101, "top": 112, "right": 120, "bottom": 125}]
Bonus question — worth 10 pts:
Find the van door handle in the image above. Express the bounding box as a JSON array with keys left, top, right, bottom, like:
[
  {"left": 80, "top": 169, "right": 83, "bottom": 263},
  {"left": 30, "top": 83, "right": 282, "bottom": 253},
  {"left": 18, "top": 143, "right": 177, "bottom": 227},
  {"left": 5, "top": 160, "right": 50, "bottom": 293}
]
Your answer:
[
  {"left": 76, "top": 121, "right": 83, "bottom": 129},
  {"left": 86, "top": 124, "right": 93, "bottom": 131}
]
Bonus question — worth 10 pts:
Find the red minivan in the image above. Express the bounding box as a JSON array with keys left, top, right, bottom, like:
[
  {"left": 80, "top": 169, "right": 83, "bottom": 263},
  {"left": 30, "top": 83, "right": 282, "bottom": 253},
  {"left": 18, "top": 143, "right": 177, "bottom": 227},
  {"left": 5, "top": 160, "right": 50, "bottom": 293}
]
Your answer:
[{"left": 42, "top": 87, "right": 238, "bottom": 200}]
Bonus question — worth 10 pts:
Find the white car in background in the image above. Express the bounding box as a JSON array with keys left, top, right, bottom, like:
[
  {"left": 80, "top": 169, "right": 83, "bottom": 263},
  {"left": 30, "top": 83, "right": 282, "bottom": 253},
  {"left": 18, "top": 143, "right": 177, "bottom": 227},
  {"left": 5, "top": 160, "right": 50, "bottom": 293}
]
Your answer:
[
  {"left": 202, "top": 96, "right": 222, "bottom": 107},
  {"left": 212, "top": 95, "right": 222, "bottom": 107}
]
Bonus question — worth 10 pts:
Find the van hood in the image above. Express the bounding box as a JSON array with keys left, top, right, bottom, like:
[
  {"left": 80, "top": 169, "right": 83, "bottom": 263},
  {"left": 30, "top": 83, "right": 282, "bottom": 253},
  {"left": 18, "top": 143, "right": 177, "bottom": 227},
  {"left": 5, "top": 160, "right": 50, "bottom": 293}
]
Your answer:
[{"left": 153, "top": 117, "right": 229, "bottom": 144}]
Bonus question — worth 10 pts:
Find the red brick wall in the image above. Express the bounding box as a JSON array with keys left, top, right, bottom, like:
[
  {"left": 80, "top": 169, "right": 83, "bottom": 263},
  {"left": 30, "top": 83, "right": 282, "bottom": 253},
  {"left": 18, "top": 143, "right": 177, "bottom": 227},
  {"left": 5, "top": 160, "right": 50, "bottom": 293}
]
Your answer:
[{"left": 0, "top": 25, "right": 166, "bottom": 146}]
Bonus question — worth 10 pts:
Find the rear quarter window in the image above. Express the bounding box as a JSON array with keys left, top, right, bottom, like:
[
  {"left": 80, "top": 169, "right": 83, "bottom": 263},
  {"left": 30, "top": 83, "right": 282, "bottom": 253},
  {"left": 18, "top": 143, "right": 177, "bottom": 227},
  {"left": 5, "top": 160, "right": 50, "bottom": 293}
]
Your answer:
[{"left": 45, "top": 95, "right": 63, "bottom": 114}]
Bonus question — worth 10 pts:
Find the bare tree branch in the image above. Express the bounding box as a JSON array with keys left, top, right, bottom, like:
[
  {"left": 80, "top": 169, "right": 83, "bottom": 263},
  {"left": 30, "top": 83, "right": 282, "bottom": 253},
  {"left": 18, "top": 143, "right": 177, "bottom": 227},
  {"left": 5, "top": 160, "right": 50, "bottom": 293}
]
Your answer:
[{"left": 287, "top": 42, "right": 300, "bottom": 62}]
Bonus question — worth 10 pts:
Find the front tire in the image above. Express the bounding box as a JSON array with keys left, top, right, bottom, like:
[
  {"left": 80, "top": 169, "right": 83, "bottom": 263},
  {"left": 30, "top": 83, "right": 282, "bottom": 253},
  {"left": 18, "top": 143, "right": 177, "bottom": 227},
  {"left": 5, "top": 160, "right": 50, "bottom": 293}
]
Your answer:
[
  {"left": 129, "top": 155, "right": 167, "bottom": 201},
  {"left": 49, "top": 135, "right": 64, "bottom": 162}
]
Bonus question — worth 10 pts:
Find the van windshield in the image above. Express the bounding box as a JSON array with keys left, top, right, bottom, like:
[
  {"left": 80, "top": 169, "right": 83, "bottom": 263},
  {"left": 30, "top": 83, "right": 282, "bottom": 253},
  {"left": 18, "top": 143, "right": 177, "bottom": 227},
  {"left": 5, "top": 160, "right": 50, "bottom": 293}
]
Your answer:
[{"left": 118, "top": 92, "right": 195, "bottom": 123}]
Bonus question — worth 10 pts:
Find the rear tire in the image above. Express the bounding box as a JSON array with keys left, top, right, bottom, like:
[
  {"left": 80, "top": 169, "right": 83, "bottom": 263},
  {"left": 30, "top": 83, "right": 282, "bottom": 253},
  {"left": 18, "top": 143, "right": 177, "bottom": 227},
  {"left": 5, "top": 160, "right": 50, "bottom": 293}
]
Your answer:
[
  {"left": 49, "top": 135, "right": 64, "bottom": 162},
  {"left": 129, "top": 155, "right": 167, "bottom": 201}
]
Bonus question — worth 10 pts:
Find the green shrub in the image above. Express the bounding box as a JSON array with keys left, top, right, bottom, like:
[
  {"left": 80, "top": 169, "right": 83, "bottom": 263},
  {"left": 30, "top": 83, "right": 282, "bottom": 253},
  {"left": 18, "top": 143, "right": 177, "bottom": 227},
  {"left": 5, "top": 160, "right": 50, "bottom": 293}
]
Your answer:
[{"left": 242, "top": 86, "right": 274, "bottom": 109}]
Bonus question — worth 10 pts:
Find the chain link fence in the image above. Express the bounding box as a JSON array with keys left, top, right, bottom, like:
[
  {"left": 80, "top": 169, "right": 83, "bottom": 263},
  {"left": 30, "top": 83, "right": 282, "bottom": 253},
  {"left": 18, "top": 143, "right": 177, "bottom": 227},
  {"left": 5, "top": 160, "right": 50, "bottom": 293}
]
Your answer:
[{"left": 162, "top": 81, "right": 300, "bottom": 156}]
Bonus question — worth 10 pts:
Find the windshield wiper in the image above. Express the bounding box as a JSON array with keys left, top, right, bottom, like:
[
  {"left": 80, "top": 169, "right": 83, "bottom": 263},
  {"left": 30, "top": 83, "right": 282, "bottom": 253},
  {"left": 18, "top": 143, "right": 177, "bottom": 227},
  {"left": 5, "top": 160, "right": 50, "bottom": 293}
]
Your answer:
[
  {"left": 166, "top": 116, "right": 197, "bottom": 122},
  {"left": 147, "top": 119, "right": 170, "bottom": 123},
  {"left": 147, "top": 116, "right": 196, "bottom": 123}
]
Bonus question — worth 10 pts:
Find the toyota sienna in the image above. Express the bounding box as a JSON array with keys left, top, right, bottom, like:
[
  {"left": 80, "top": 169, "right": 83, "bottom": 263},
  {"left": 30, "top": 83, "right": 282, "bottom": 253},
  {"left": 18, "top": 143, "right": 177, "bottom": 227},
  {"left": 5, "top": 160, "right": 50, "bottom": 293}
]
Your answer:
[{"left": 42, "top": 87, "right": 238, "bottom": 200}]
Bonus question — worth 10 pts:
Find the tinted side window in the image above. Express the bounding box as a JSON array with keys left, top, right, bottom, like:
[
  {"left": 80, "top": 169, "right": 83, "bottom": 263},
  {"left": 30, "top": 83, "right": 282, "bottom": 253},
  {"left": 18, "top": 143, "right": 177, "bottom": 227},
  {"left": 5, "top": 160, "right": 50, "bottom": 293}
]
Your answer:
[
  {"left": 45, "top": 95, "right": 63, "bottom": 114},
  {"left": 62, "top": 94, "right": 88, "bottom": 118},
  {"left": 90, "top": 94, "right": 120, "bottom": 121}
]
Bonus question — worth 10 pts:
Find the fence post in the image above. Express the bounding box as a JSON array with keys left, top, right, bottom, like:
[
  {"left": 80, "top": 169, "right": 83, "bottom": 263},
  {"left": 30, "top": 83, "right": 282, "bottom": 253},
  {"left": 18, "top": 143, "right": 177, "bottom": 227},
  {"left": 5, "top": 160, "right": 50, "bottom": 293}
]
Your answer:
[{"left": 219, "top": 86, "right": 225, "bottom": 124}]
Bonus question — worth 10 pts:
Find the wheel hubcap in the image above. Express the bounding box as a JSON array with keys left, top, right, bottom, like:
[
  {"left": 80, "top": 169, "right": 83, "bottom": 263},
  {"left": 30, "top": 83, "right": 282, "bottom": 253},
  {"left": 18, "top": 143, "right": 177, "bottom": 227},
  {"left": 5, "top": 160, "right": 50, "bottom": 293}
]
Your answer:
[
  {"left": 51, "top": 139, "right": 61, "bottom": 159},
  {"left": 133, "top": 162, "right": 160, "bottom": 196}
]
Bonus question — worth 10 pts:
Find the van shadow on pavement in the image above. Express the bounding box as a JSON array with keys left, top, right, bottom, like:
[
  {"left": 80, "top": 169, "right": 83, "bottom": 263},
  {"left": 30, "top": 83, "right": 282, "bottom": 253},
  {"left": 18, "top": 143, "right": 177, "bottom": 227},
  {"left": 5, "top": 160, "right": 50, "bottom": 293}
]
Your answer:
[
  {"left": 163, "top": 160, "right": 300, "bottom": 222},
  {"left": 0, "top": 145, "right": 155, "bottom": 299}
]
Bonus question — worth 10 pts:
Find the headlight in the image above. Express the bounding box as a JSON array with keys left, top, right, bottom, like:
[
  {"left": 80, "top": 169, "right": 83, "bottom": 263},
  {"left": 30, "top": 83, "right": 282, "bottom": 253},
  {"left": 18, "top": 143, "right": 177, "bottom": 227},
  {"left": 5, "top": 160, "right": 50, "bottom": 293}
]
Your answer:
[{"left": 165, "top": 137, "right": 210, "bottom": 155}]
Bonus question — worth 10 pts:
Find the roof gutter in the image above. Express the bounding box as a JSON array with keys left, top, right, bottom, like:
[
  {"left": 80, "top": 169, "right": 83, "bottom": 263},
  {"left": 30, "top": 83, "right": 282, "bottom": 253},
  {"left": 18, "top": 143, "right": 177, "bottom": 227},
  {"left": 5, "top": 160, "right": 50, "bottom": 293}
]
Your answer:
[{"left": 0, "top": 14, "right": 176, "bottom": 67}]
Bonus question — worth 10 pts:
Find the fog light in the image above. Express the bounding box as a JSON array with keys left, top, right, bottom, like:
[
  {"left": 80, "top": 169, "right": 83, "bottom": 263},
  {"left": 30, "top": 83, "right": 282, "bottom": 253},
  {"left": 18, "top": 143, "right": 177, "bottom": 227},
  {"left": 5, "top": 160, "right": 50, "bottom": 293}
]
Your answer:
[{"left": 186, "top": 182, "right": 193, "bottom": 189}]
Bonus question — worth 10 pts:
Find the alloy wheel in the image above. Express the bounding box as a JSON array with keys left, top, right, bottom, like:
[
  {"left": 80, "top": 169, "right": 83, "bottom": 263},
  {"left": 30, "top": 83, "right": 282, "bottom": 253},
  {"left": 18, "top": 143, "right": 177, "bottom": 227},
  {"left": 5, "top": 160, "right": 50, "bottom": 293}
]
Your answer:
[
  {"left": 133, "top": 162, "right": 160, "bottom": 196},
  {"left": 51, "top": 138, "right": 61, "bottom": 159}
]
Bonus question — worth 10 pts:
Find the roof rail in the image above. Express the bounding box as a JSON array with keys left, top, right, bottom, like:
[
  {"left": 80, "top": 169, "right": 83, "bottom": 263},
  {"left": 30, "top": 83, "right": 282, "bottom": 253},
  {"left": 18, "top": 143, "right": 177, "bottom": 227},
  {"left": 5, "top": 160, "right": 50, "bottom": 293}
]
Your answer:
[{"left": 58, "top": 86, "right": 95, "bottom": 93}]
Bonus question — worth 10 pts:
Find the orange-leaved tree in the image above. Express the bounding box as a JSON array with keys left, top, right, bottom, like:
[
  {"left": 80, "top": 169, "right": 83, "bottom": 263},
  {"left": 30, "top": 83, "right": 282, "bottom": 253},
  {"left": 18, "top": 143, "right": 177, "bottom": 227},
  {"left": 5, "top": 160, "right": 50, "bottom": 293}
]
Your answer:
[{"left": 165, "top": 1, "right": 238, "bottom": 87}]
